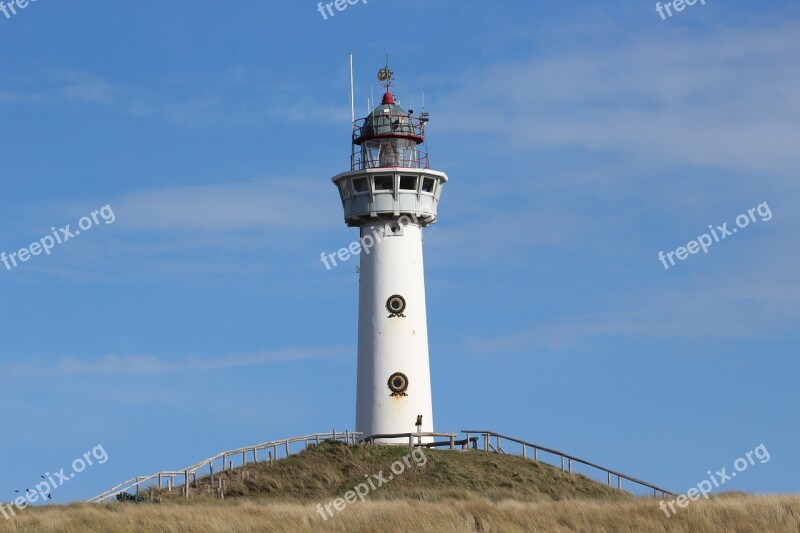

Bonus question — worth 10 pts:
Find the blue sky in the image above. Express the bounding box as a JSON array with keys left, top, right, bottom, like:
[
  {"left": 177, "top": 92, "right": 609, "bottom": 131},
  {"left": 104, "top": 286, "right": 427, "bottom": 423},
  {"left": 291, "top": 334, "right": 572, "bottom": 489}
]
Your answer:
[{"left": 1, "top": 0, "right": 798, "bottom": 503}]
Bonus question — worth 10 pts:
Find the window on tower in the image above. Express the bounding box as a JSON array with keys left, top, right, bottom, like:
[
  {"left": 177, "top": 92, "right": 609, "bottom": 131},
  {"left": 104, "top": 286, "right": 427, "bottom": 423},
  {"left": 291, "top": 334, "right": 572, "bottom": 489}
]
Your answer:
[
  {"left": 352, "top": 177, "right": 369, "bottom": 194},
  {"left": 373, "top": 175, "right": 393, "bottom": 191},
  {"left": 421, "top": 178, "right": 436, "bottom": 194},
  {"left": 359, "top": 138, "right": 420, "bottom": 169},
  {"left": 399, "top": 176, "right": 418, "bottom": 191}
]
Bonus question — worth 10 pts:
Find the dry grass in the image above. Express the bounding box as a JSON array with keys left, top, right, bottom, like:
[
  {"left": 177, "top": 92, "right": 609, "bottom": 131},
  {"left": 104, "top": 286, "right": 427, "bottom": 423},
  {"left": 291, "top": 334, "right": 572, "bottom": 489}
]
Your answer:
[
  {"left": 3, "top": 495, "right": 800, "bottom": 532},
  {"left": 2, "top": 443, "right": 797, "bottom": 532}
]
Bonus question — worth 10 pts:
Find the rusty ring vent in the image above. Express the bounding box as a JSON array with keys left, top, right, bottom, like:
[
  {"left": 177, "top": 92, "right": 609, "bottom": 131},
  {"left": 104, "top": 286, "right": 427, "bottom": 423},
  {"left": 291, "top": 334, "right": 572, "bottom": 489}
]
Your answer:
[
  {"left": 388, "top": 372, "right": 409, "bottom": 395},
  {"left": 386, "top": 295, "right": 406, "bottom": 317}
]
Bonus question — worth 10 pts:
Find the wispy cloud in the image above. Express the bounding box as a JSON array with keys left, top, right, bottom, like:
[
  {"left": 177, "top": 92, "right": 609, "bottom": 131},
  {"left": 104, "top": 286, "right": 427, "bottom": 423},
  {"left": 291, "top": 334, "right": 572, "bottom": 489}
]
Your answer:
[
  {"left": 437, "top": 21, "right": 800, "bottom": 175},
  {"left": 0, "top": 67, "right": 349, "bottom": 126},
  {"left": 110, "top": 179, "right": 335, "bottom": 233},
  {"left": 461, "top": 257, "right": 800, "bottom": 351},
  {"left": 2, "top": 346, "right": 351, "bottom": 377}
]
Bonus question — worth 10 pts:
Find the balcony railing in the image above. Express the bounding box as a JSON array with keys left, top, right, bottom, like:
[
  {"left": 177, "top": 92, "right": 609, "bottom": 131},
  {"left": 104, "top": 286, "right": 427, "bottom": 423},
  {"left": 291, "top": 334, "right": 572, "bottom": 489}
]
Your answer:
[
  {"left": 351, "top": 150, "right": 429, "bottom": 171},
  {"left": 352, "top": 113, "right": 426, "bottom": 143}
]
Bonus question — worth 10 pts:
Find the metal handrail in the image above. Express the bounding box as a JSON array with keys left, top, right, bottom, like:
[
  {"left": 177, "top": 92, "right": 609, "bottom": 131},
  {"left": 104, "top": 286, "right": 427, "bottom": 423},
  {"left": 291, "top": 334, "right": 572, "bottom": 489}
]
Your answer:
[
  {"left": 87, "top": 430, "right": 361, "bottom": 503},
  {"left": 88, "top": 428, "right": 673, "bottom": 502},
  {"left": 462, "top": 430, "right": 675, "bottom": 497},
  {"left": 352, "top": 113, "right": 425, "bottom": 143},
  {"left": 351, "top": 150, "right": 429, "bottom": 171},
  {"left": 362, "top": 432, "right": 458, "bottom": 448}
]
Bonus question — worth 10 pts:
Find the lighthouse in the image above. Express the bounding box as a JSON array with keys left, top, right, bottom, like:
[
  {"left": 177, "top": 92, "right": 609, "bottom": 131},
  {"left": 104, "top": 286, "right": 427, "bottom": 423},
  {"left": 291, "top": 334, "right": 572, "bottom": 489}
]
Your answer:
[{"left": 331, "top": 65, "right": 447, "bottom": 443}]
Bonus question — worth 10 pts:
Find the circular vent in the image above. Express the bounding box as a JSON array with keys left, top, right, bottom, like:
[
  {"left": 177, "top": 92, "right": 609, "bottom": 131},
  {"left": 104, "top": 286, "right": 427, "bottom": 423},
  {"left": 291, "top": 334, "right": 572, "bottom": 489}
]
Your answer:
[
  {"left": 386, "top": 295, "right": 406, "bottom": 315},
  {"left": 387, "top": 372, "right": 409, "bottom": 394}
]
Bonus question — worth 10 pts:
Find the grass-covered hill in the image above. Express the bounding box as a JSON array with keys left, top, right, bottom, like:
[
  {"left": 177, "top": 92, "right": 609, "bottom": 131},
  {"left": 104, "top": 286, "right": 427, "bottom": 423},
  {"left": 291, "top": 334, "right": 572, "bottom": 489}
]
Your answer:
[{"left": 2, "top": 441, "right": 798, "bottom": 532}]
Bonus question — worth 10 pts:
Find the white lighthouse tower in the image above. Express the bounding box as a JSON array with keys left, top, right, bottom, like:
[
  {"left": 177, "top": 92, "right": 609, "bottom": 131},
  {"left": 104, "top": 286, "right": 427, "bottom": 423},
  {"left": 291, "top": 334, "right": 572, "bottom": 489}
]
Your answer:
[{"left": 331, "top": 65, "right": 447, "bottom": 443}]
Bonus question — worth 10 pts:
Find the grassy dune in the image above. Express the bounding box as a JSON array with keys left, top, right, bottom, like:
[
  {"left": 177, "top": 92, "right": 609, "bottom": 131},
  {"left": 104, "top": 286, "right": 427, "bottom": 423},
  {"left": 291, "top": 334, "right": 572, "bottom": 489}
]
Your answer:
[
  {"left": 2, "top": 442, "right": 797, "bottom": 532},
  {"left": 3, "top": 495, "right": 800, "bottom": 532}
]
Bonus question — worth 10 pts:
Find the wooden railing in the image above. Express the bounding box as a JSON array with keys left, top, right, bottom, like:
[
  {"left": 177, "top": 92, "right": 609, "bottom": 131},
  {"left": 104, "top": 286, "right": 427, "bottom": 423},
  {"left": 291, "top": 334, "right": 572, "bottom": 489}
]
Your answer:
[
  {"left": 89, "top": 428, "right": 674, "bottom": 502},
  {"left": 87, "top": 430, "right": 361, "bottom": 503},
  {"left": 462, "top": 430, "right": 675, "bottom": 497},
  {"left": 362, "top": 431, "right": 459, "bottom": 448}
]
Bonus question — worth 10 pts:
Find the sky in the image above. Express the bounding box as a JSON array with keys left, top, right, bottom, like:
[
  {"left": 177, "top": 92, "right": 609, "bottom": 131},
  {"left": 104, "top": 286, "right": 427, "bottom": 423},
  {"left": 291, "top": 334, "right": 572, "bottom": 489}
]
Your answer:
[{"left": 1, "top": 0, "right": 799, "bottom": 504}]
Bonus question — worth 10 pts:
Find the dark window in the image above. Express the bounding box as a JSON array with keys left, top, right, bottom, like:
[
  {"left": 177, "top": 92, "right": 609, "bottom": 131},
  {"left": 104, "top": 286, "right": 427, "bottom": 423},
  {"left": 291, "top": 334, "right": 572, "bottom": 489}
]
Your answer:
[
  {"left": 399, "top": 176, "right": 418, "bottom": 190},
  {"left": 421, "top": 178, "right": 435, "bottom": 193},
  {"left": 374, "top": 175, "right": 393, "bottom": 191},
  {"left": 353, "top": 178, "right": 368, "bottom": 193}
]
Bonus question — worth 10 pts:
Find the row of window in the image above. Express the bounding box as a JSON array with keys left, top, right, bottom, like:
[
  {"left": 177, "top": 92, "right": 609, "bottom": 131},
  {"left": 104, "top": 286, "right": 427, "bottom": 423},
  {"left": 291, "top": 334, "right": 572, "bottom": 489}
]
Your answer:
[{"left": 339, "top": 175, "right": 437, "bottom": 198}]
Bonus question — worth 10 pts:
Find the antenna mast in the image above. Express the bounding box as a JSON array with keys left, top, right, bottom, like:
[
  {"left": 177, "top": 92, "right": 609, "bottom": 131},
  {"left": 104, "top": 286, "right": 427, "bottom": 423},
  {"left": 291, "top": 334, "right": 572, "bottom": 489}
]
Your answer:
[
  {"left": 349, "top": 51, "right": 355, "bottom": 125},
  {"left": 349, "top": 52, "right": 356, "bottom": 164}
]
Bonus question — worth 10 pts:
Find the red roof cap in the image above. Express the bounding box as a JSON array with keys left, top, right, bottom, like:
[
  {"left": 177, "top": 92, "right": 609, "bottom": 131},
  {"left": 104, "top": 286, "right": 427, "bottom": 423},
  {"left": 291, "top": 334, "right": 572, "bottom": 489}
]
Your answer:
[{"left": 381, "top": 92, "right": 395, "bottom": 105}]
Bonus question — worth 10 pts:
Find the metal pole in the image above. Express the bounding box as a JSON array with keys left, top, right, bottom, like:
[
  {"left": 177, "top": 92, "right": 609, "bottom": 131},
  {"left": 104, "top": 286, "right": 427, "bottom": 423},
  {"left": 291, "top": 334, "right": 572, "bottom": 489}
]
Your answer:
[{"left": 349, "top": 51, "right": 355, "bottom": 124}]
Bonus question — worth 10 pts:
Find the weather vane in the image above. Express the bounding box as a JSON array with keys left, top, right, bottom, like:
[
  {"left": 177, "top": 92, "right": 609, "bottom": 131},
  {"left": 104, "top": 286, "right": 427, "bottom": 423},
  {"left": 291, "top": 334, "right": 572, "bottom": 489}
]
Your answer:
[{"left": 377, "top": 56, "right": 394, "bottom": 92}]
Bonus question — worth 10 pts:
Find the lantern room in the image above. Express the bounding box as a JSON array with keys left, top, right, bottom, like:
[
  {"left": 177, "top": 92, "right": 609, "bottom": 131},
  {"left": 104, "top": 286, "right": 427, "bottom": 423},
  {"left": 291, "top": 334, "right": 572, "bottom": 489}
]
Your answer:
[{"left": 352, "top": 91, "right": 428, "bottom": 170}]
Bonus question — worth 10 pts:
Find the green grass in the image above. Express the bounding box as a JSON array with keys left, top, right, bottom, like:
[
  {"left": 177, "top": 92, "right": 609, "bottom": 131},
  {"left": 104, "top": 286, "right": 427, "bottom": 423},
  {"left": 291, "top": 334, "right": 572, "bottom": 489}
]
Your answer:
[{"left": 149, "top": 440, "right": 624, "bottom": 503}]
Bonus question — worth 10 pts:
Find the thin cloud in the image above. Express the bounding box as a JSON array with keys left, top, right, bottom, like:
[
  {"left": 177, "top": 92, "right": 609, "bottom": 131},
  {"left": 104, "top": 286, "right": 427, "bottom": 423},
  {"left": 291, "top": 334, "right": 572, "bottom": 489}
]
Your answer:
[
  {"left": 3, "top": 346, "right": 351, "bottom": 377},
  {"left": 437, "top": 21, "right": 800, "bottom": 175}
]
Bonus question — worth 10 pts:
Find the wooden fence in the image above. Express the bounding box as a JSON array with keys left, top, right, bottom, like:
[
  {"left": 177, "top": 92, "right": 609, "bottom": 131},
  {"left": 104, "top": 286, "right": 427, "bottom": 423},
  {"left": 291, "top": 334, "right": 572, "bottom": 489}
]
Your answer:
[
  {"left": 89, "top": 428, "right": 674, "bottom": 502},
  {"left": 462, "top": 429, "right": 675, "bottom": 497},
  {"left": 87, "top": 430, "right": 361, "bottom": 503}
]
